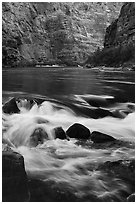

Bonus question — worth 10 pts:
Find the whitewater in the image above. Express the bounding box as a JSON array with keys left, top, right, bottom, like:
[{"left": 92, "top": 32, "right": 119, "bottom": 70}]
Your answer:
[{"left": 2, "top": 94, "right": 135, "bottom": 201}]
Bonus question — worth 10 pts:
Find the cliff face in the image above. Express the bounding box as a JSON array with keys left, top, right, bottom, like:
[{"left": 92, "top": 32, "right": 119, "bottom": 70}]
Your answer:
[
  {"left": 2, "top": 2, "right": 122, "bottom": 67},
  {"left": 104, "top": 2, "right": 135, "bottom": 48},
  {"left": 87, "top": 2, "right": 135, "bottom": 68}
]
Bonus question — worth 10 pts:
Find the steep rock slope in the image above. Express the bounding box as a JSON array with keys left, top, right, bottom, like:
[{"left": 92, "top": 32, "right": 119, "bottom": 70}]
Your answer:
[
  {"left": 2, "top": 2, "right": 122, "bottom": 67},
  {"left": 104, "top": 3, "right": 135, "bottom": 48},
  {"left": 87, "top": 2, "right": 135, "bottom": 68}
]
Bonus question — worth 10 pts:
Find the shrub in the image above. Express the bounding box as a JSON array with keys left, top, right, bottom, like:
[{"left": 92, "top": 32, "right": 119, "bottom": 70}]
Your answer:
[{"left": 87, "top": 41, "right": 135, "bottom": 67}]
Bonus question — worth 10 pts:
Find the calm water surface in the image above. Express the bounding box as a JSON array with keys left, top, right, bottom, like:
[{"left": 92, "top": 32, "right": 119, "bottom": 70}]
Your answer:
[{"left": 2, "top": 67, "right": 135, "bottom": 102}]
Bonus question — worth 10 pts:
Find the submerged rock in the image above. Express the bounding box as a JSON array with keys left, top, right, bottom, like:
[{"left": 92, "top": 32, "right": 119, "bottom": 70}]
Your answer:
[
  {"left": 28, "top": 179, "right": 78, "bottom": 202},
  {"left": 29, "top": 127, "right": 49, "bottom": 147},
  {"left": 66, "top": 123, "right": 90, "bottom": 139},
  {"left": 99, "top": 160, "right": 135, "bottom": 189},
  {"left": 2, "top": 149, "right": 29, "bottom": 201},
  {"left": 90, "top": 131, "right": 116, "bottom": 143},
  {"left": 2, "top": 97, "right": 20, "bottom": 114},
  {"left": 54, "top": 127, "right": 67, "bottom": 140},
  {"left": 16, "top": 98, "right": 36, "bottom": 110},
  {"left": 127, "top": 193, "right": 135, "bottom": 202},
  {"left": 98, "top": 159, "right": 135, "bottom": 201},
  {"left": 82, "top": 95, "right": 114, "bottom": 108},
  {"left": 111, "top": 109, "right": 127, "bottom": 119}
]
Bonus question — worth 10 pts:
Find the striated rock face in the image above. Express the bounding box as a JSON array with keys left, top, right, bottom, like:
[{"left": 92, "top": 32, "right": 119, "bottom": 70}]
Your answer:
[
  {"left": 2, "top": 2, "right": 122, "bottom": 67},
  {"left": 87, "top": 2, "right": 135, "bottom": 68},
  {"left": 104, "top": 3, "right": 135, "bottom": 48}
]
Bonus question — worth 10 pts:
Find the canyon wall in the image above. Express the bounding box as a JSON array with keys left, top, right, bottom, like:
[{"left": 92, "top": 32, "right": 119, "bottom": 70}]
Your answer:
[
  {"left": 87, "top": 2, "right": 135, "bottom": 68},
  {"left": 2, "top": 2, "right": 122, "bottom": 67}
]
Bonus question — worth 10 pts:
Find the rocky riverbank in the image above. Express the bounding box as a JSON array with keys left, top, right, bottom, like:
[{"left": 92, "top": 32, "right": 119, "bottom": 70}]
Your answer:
[
  {"left": 2, "top": 145, "right": 30, "bottom": 201},
  {"left": 3, "top": 146, "right": 135, "bottom": 202}
]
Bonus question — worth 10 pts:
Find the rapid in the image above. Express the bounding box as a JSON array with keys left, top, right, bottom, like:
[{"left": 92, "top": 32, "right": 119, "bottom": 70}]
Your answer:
[{"left": 2, "top": 68, "right": 135, "bottom": 201}]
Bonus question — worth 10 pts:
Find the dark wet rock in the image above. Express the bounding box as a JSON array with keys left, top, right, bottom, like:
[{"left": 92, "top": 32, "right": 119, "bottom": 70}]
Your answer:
[
  {"left": 2, "top": 97, "right": 20, "bottom": 114},
  {"left": 111, "top": 109, "right": 127, "bottom": 119},
  {"left": 28, "top": 178, "right": 100, "bottom": 202},
  {"left": 92, "top": 108, "right": 113, "bottom": 118},
  {"left": 76, "top": 138, "right": 134, "bottom": 150},
  {"left": 95, "top": 140, "right": 134, "bottom": 150},
  {"left": 36, "top": 118, "right": 49, "bottom": 124},
  {"left": 98, "top": 159, "right": 135, "bottom": 194},
  {"left": 82, "top": 95, "right": 114, "bottom": 108},
  {"left": 66, "top": 123, "right": 90, "bottom": 139},
  {"left": 70, "top": 104, "right": 113, "bottom": 119},
  {"left": 29, "top": 127, "right": 48, "bottom": 147},
  {"left": 127, "top": 193, "right": 135, "bottom": 202},
  {"left": 16, "top": 98, "right": 36, "bottom": 110},
  {"left": 90, "top": 131, "right": 116, "bottom": 143},
  {"left": 34, "top": 98, "right": 45, "bottom": 105},
  {"left": 28, "top": 179, "right": 78, "bottom": 202},
  {"left": 99, "top": 159, "right": 135, "bottom": 173},
  {"left": 2, "top": 149, "right": 30, "bottom": 202},
  {"left": 54, "top": 127, "right": 67, "bottom": 140}
]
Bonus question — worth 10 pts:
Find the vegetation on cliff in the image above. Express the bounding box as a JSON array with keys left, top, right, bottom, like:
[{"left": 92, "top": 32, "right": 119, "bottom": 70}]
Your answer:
[
  {"left": 2, "top": 2, "right": 122, "bottom": 67},
  {"left": 87, "top": 3, "right": 135, "bottom": 68},
  {"left": 87, "top": 41, "right": 135, "bottom": 68}
]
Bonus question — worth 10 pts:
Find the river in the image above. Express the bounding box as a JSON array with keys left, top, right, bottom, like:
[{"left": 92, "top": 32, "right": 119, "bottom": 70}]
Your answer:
[{"left": 2, "top": 67, "right": 135, "bottom": 202}]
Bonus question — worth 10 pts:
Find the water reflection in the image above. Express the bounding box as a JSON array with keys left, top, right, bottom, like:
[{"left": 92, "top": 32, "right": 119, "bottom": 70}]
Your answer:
[{"left": 2, "top": 68, "right": 135, "bottom": 102}]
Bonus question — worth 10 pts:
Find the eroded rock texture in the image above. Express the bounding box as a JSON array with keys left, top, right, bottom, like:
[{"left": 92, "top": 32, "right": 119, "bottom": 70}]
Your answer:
[
  {"left": 104, "top": 3, "right": 135, "bottom": 48},
  {"left": 87, "top": 2, "right": 135, "bottom": 68},
  {"left": 2, "top": 2, "right": 122, "bottom": 67},
  {"left": 2, "top": 148, "right": 30, "bottom": 201}
]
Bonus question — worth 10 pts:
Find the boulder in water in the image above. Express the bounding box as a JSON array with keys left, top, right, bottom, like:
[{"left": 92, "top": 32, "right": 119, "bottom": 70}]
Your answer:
[
  {"left": 111, "top": 109, "right": 126, "bottom": 119},
  {"left": 90, "top": 131, "right": 116, "bottom": 143},
  {"left": 54, "top": 127, "right": 67, "bottom": 140},
  {"left": 66, "top": 123, "right": 90, "bottom": 139},
  {"left": 29, "top": 127, "right": 48, "bottom": 147},
  {"left": 2, "top": 97, "right": 20, "bottom": 114},
  {"left": 82, "top": 95, "right": 114, "bottom": 108},
  {"left": 16, "top": 98, "right": 36, "bottom": 110},
  {"left": 2, "top": 149, "right": 29, "bottom": 201}
]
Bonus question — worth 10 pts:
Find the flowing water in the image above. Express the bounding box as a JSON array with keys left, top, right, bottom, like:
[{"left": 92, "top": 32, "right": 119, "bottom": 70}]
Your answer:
[{"left": 2, "top": 67, "right": 135, "bottom": 201}]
